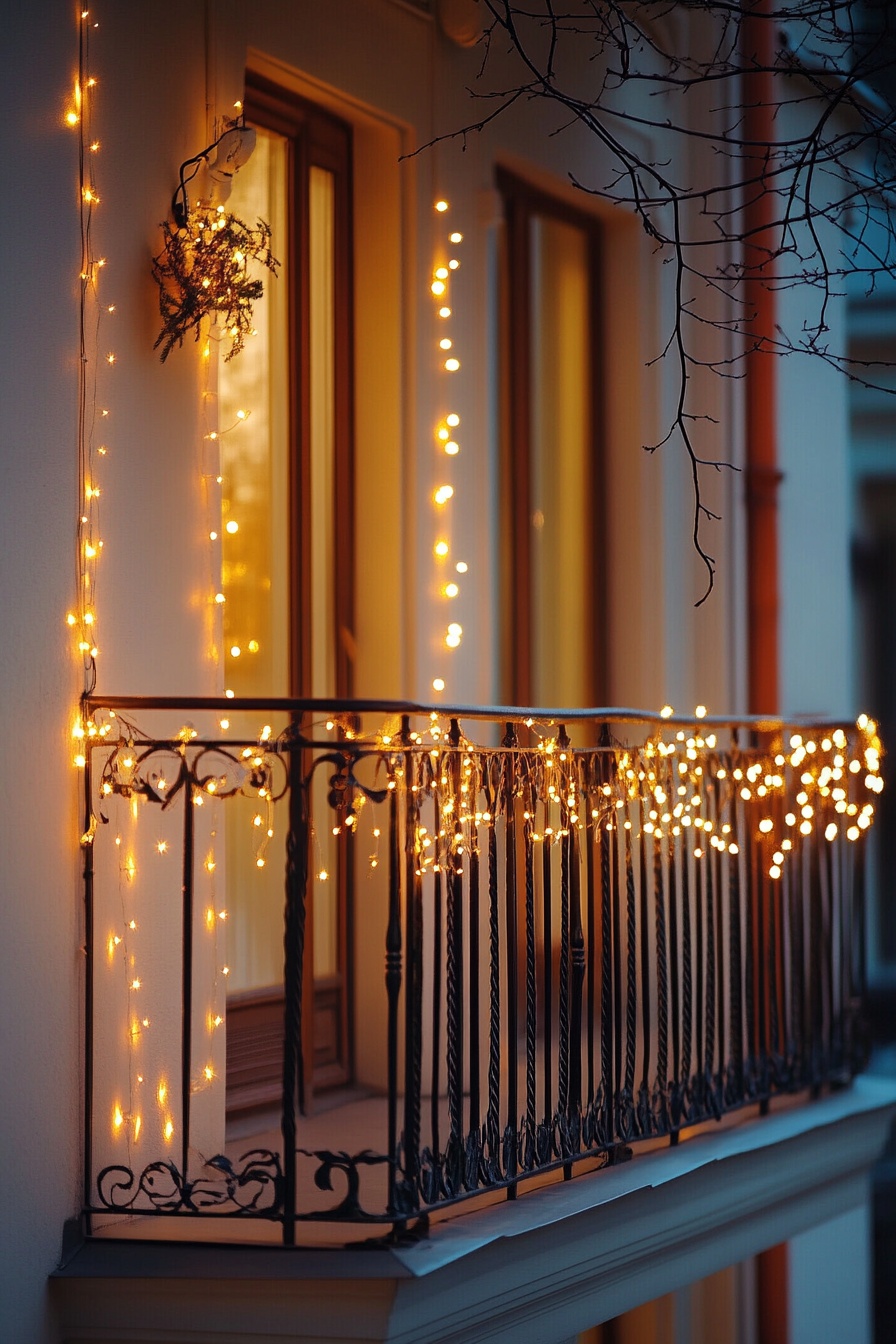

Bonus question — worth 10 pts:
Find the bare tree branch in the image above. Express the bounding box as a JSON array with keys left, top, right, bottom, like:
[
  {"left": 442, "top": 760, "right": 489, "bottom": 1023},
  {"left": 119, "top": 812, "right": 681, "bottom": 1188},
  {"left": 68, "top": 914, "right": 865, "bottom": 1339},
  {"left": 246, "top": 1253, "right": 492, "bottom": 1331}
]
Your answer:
[{"left": 423, "top": 0, "right": 896, "bottom": 600}]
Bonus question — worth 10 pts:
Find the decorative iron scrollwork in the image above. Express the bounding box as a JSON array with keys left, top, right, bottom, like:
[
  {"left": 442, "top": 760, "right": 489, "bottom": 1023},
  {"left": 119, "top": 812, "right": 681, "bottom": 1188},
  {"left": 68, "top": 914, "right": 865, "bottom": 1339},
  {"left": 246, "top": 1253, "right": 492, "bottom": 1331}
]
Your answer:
[
  {"left": 297, "top": 1147, "right": 389, "bottom": 1221},
  {"left": 96, "top": 1148, "right": 283, "bottom": 1215}
]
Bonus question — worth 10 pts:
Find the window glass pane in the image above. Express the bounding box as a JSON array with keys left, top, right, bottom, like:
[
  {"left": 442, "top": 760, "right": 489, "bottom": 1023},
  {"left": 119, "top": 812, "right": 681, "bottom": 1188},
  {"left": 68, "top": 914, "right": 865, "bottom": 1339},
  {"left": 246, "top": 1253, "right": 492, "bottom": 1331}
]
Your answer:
[
  {"left": 310, "top": 165, "right": 337, "bottom": 702},
  {"left": 218, "top": 125, "right": 290, "bottom": 995},
  {"left": 220, "top": 127, "right": 290, "bottom": 700},
  {"left": 529, "top": 213, "right": 593, "bottom": 707}
]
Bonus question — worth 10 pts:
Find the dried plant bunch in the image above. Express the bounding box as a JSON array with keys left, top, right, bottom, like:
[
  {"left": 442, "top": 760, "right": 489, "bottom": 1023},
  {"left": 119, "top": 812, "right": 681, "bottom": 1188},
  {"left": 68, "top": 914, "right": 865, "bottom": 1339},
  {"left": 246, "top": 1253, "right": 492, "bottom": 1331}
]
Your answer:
[{"left": 152, "top": 204, "right": 279, "bottom": 362}]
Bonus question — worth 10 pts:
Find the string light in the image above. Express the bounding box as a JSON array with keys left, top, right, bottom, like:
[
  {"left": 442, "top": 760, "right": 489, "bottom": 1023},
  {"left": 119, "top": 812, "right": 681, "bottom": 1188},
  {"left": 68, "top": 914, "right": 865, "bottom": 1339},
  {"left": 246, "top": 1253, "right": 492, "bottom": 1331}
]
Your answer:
[
  {"left": 69, "top": 6, "right": 108, "bottom": 717},
  {"left": 427, "top": 199, "right": 472, "bottom": 695}
]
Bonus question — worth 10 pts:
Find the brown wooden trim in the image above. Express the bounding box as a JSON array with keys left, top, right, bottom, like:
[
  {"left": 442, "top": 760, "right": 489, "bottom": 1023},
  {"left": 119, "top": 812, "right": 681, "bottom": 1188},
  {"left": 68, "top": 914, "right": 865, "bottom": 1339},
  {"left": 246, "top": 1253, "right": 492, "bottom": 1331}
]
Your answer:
[
  {"left": 243, "top": 76, "right": 355, "bottom": 706},
  {"left": 495, "top": 168, "right": 608, "bottom": 709}
]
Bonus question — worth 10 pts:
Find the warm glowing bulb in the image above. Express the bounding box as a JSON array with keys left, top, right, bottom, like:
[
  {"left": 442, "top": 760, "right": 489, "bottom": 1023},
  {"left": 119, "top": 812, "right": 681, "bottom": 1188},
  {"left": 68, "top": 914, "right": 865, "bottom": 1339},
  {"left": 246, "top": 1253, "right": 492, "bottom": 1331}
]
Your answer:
[
  {"left": 431, "top": 280, "right": 446, "bottom": 296},
  {"left": 456, "top": 561, "right": 468, "bottom": 574},
  {"left": 445, "top": 440, "right": 459, "bottom": 455},
  {"left": 435, "top": 199, "right": 449, "bottom": 212},
  {"left": 446, "top": 413, "right": 460, "bottom": 426},
  {"left": 449, "top": 231, "right": 462, "bottom": 243},
  {"left": 434, "top": 485, "right": 454, "bottom": 505},
  {"left": 214, "top": 592, "right": 225, "bottom": 604},
  {"left": 445, "top": 358, "right": 460, "bottom": 371},
  {"left": 225, "top": 520, "right": 239, "bottom": 534},
  {"left": 434, "top": 540, "right": 449, "bottom": 557},
  {"left": 433, "top": 678, "right": 445, "bottom": 691},
  {"left": 444, "top": 582, "right": 459, "bottom": 598},
  {"left": 439, "top": 306, "right": 451, "bottom": 318}
]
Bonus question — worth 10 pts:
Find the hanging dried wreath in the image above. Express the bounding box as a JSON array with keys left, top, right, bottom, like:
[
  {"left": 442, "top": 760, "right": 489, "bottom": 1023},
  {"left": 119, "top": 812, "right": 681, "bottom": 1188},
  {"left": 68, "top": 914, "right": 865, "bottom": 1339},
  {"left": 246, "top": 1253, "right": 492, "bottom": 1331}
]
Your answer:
[{"left": 152, "top": 204, "right": 279, "bottom": 362}]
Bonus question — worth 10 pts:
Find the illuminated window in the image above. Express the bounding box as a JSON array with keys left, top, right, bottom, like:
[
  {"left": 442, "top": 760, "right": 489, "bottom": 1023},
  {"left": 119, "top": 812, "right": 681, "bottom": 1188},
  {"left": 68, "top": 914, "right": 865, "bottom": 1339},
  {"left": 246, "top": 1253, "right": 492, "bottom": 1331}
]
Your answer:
[
  {"left": 497, "top": 170, "right": 607, "bottom": 709},
  {"left": 220, "top": 79, "right": 354, "bottom": 1109}
]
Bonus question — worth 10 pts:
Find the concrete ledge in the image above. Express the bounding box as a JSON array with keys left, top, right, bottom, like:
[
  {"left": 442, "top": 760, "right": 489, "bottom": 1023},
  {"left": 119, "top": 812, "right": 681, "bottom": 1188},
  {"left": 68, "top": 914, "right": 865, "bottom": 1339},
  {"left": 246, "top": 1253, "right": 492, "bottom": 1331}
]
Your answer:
[{"left": 53, "top": 1076, "right": 896, "bottom": 1343}]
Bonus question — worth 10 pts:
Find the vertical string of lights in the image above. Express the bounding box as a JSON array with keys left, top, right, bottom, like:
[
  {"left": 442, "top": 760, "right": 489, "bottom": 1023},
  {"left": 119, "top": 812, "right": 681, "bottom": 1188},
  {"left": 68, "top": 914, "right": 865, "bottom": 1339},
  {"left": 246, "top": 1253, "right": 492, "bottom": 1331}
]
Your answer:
[
  {"left": 68, "top": 7, "right": 106, "bottom": 746},
  {"left": 429, "top": 199, "right": 469, "bottom": 697}
]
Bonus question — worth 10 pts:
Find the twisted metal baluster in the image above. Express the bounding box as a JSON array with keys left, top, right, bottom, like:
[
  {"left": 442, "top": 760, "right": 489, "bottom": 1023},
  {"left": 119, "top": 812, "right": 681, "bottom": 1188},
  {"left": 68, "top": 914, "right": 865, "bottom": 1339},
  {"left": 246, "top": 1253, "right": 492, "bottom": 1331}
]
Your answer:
[
  {"left": 542, "top": 792, "right": 553, "bottom": 1127},
  {"left": 680, "top": 832, "right": 693, "bottom": 1110},
  {"left": 402, "top": 723, "right": 422, "bottom": 1207},
  {"left": 654, "top": 831, "right": 669, "bottom": 1132},
  {"left": 728, "top": 815, "right": 744, "bottom": 1102},
  {"left": 819, "top": 833, "right": 833, "bottom": 1082},
  {"left": 613, "top": 807, "right": 625, "bottom": 1136},
  {"left": 788, "top": 846, "right": 804, "bottom": 1085},
  {"left": 743, "top": 817, "right": 757, "bottom": 1091},
  {"left": 502, "top": 725, "right": 519, "bottom": 1192},
  {"left": 599, "top": 786, "right": 613, "bottom": 1146},
  {"left": 668, "top": 811, "right": 681, "bottom": 1131},
  {"left": 468, "top": 809, "right": 482, "bottom": 1155},
  {"left": 637, "top": 798, "right": 651, "bottom": 1129},
  {"left": 558, "top": 812, "right": 571, "bottom": 1121},
  {"left": 568, "top": 793, "right": 586, "bottom": 1156},
  {"left": 446, "top": 722, "right": 464, "bottom": 1181},
  {"left": 180, "top": 776, "right": 195, "bottom": 1188},
  {"left": 694, "top": 840, "right": 705, "bottom": 1115},
  {"left": 704, "top": 830, "right": 717, "bottom": 1104},
  {"left": 524, "top": 807, "right": 537, "bottom": 1168},
  {"left": 385, "top": 758, "right": 403, "bottom": 1217},
  {"left": 586, "top": 770, "right": 597, "bottom": 1110},
  {"left": 622, "top": 818, "right": 637, "bottom": 1136},
  {"left": 431, "top": 809, "right": 443, "bottom": 1165},
  {"left": 282, "top": 753, "right": 310, "bottom": 1244},
  {"left": 486, "top": 798, "right": 502, "bottom": 1175},
  {"left": 712, "top": 782, "right": 726, "bottom": 1111},
  {"left": 767, "top": 832, "right": 781, "bottom": 1075}
]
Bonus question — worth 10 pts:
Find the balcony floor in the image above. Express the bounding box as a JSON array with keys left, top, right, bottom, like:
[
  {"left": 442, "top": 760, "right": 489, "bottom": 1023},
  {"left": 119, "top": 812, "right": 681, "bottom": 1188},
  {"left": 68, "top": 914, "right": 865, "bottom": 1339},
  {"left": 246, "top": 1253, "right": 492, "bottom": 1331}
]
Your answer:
[{"left": 86, "top": 1076, "right": 838, "bottom": 1249}]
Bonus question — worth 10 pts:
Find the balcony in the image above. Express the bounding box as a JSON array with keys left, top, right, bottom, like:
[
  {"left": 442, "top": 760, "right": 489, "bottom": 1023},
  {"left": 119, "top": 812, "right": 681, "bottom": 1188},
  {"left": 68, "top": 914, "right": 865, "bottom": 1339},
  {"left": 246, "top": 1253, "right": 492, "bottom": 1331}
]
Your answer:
[{"left": 76, "top": 696, "right": 880, "bottom": 1251}]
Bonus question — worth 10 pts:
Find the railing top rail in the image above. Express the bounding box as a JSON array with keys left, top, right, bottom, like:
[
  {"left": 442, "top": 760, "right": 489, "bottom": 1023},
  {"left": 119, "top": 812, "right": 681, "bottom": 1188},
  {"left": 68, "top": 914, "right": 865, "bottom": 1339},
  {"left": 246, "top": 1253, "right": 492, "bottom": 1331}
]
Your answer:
[{"left": 81, "top": 692, "right": 864, "bottom": 736}]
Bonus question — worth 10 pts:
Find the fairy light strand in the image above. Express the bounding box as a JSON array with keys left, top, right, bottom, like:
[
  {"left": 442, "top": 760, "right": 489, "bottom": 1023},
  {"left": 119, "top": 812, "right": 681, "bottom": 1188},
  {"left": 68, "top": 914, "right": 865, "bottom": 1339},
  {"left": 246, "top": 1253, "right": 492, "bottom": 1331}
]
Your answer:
[
  {"left": 69, "top": 8, "right": 107, "bottom": 730},
  {"left": 430, "top": 200, "right": 468, "bottom": 696}
]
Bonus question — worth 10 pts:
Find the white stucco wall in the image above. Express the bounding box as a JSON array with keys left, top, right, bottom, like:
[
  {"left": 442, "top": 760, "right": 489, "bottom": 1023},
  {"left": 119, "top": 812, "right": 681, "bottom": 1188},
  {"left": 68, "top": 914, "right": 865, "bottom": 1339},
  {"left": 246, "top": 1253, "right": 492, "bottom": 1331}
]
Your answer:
[{"left": 2, "top": 7, "right": 88, "bottom": 1340}]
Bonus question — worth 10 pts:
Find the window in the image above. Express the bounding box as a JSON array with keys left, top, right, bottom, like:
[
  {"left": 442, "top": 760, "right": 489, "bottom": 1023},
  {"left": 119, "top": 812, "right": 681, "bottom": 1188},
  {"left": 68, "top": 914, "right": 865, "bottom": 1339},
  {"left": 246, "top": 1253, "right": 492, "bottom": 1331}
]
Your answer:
[
  {"left": 497, "top": 169, "right": 607, "bottom": 709},
  {"left": 220, "top": 79, "right": 355, "bottom": 1111}
]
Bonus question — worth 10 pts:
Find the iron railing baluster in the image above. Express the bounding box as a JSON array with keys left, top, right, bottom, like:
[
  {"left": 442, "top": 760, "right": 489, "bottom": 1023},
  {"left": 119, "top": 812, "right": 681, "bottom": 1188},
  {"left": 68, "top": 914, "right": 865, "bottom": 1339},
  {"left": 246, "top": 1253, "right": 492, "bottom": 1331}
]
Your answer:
[{"left": 78, "top": 697, "right": 875, "bottom": 1237}]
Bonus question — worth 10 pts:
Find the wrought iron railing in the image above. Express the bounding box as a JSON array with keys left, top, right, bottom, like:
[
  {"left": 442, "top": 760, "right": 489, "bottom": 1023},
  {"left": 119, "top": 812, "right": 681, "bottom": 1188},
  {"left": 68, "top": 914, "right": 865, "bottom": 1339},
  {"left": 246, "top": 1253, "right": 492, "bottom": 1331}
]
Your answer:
[{"left": 79, "top": 696, "right": 880, "bottom": 1243}]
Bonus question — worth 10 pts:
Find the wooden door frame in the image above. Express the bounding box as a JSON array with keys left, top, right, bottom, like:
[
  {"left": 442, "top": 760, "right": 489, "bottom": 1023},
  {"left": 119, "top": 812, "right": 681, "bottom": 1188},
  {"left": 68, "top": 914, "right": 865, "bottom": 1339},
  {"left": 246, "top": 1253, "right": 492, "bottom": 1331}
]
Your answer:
[{"left": 225, "top": 76, "right": 355, "bottom": 1116}]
